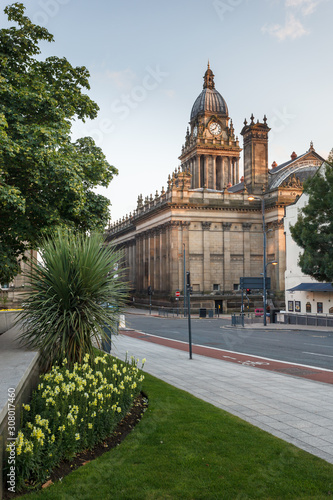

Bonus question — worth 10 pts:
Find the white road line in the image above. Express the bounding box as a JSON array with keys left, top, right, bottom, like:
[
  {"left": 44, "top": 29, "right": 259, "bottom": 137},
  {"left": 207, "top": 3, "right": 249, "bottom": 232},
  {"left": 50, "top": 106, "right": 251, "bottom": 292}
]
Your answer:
[
  {"left": 303, "top": 351, "right": 333, "bottom": 358},
  {"left": 304, "top": 343, "right": 333, "bottom": 348}
]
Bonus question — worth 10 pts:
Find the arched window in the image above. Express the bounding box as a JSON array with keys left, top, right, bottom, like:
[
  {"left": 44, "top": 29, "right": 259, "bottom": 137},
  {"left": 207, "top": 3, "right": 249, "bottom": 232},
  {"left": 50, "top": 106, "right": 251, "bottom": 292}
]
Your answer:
[{"left": 306, "top": 302, "right": 311, "bottom": 313}]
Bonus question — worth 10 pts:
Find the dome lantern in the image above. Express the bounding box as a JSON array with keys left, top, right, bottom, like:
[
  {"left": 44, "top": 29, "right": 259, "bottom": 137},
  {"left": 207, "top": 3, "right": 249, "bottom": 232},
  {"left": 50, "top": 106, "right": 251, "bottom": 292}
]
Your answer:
[{"left": 190, "top": 64, "right": 228, "bottom": 122}]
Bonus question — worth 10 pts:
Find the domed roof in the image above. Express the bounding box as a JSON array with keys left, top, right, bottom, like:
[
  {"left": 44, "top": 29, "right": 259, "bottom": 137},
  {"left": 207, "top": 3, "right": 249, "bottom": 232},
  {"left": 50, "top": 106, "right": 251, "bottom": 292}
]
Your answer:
[{"left": 190, "top": 63, "right": 228, "bottom": 121}]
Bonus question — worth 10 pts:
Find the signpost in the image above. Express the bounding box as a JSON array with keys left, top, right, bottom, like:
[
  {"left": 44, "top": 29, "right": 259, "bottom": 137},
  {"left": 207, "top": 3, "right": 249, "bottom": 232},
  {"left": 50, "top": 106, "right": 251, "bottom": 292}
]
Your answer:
[
  {"left": 175, "top": 290, "right": 180, "bottom": 316},
  {"left": 148, "top": 286, "right": 152, "bottom": 315},
  {"left": 239, "top": 277, "right": 271, "bottom": 290},
  {"left": 186, "top": 272, "right": 192, "bottom": 359}
]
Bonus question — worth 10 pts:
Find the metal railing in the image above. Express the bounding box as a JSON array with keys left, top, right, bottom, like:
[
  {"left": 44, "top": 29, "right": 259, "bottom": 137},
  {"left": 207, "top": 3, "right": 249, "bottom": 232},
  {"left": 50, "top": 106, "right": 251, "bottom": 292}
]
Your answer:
[
  {"left": 283, "top": 313, "right": 333, "bottom": 327},
  {"left": 158, "top": 307, "right": 222, "bottom": 318}
]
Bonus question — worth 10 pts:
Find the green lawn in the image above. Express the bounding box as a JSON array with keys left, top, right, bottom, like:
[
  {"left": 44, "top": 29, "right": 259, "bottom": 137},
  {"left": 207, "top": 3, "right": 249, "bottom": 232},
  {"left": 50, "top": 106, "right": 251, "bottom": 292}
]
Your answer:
[{"left": 25, "top": 373, "right": 333, "bottom": 500}]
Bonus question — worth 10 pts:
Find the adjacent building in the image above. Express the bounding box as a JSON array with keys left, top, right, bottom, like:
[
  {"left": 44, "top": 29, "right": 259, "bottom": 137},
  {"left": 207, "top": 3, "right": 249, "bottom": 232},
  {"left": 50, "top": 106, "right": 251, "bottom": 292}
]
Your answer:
[{"left": 284, "top": 186, "right": 333, "bottom": 320}]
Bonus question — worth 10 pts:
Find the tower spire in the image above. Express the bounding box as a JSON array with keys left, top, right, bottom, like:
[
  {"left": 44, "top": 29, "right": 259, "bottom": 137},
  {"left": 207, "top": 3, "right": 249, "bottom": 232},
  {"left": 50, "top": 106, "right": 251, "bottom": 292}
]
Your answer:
[{"left": 203, "top": 62, "right": 215, "bottom": 90}]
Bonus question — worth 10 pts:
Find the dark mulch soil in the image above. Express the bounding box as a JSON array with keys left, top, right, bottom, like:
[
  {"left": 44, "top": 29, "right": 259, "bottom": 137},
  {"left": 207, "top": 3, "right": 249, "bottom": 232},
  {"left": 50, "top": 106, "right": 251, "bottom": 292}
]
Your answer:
[{"left": 3, "top": 393, "right": 148, "bottom": 499}]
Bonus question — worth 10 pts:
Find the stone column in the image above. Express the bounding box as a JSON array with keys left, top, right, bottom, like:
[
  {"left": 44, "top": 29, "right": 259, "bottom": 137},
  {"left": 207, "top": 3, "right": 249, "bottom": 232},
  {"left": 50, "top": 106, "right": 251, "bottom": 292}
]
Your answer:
[
  {"left": 162, "top": 224, "right": 170, "bottom": 292},
  {"left": 222, "top": 222, "right": 232, "bottom": 291},
  {"left": 182, "top": 222, "right": 190, "bottom": 296},
  {"left": 221, "top": 157, "right": 225, "bottom": 187},
  {"left": 192, "top": 156, "right": 197, "bottom": 188},
  {"left": 159, "top": 227, "right": 164, "bottom": 292},
  {"left": 132, "top": 240, "right": 137, "bottom": 290},
  {"left": 228, "top": 158, "right": 232, "bottom": 185},
  {"left": 143, "top": 233, "right": 148, "bottom": 291},
  {"left": 236, "top": 158, "right": 240, "bottom": 184},
  {"left": 202, "top": 222, "right": 211, "bottom": 292},
  {"left": 242, "top": 223, "right": 252, "bottom": 277},
  {"left": 205, "top": 156, "right": 209, "bottom": 188},
  {"left": 197, "top": 155, "right": 201, "bottom": 188},
  {"left": 169, "top": 222, "right": 180, "bottom": 292},
  {"left": 150, "top": 230, "right": 155, "bottom": 291},
  {"left": 136, "top": 235, "right": 142, "bottom": 292},
  {"left": 153, "top": 229, "right": 159, "bottom": 293},
  {"left": 128, "top": 241, "right": 133, "bottom": 288}
]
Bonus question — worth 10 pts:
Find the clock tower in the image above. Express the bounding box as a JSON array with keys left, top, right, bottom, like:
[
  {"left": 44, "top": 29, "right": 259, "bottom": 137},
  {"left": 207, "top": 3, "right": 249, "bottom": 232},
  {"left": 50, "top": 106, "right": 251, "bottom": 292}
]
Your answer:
[{"left": 179, "top": 63, "right": 242, "bottom": 189}]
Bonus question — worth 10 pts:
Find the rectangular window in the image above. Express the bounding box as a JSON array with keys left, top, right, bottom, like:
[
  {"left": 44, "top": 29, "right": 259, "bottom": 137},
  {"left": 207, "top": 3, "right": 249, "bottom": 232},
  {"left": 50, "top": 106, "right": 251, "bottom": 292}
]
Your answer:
[
  {"left": 288, "top": 301, "right": 294, "bottom": 312},
  {"left": 317, "top": 302, "right": 323, "bottom": 314},
  {"left": 213, "top": 284, "right": 220, "bottom": 291},
  {"left": 295, "top": 301, "right": 301, "bottom": 313}
]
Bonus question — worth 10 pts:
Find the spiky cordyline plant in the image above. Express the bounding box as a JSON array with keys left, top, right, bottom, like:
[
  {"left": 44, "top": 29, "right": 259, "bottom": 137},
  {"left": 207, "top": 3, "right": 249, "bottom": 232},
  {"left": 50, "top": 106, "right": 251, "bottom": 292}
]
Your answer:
[{"left": 18, "top": 230, "right": 128, "bottom": 370}]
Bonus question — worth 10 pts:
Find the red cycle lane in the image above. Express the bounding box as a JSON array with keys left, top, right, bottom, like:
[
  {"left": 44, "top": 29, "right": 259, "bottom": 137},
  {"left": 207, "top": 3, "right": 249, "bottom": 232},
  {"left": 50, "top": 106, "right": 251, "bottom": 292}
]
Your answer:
[{"left": 120, "top": 329, "right": 333, "bottom": 385}]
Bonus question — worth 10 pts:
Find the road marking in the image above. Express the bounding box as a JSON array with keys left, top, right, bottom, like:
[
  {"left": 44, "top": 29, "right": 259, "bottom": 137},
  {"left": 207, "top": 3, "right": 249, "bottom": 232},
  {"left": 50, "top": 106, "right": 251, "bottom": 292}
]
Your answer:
[
  {"left": 304, "top": 343, "right": 333, "bottom": 348},
  {"left": 242, "top": 361, "right": 270, "bottom": 367},
  {"left": 303, "top": 352, "right": 333, "bottom": 358}
]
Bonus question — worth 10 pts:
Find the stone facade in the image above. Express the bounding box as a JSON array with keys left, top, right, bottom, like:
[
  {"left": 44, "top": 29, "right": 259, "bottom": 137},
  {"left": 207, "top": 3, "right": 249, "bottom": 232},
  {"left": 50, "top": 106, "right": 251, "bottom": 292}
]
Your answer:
[{"left": 106, "top": 65, "right": 325, "bottom": 305}]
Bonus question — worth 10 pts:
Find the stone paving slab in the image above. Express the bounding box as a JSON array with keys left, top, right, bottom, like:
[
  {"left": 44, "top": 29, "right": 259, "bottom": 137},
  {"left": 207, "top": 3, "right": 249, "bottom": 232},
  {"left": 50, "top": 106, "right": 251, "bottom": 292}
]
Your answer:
[{"left": 112, "top": 333, "right": 333, "bottom": 465}]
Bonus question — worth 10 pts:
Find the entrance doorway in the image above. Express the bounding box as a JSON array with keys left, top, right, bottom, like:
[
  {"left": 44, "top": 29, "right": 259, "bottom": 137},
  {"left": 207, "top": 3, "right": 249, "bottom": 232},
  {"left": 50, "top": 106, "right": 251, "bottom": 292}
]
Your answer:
[{"left": 215, "top": 300, "right": 223, "bottom": 315}]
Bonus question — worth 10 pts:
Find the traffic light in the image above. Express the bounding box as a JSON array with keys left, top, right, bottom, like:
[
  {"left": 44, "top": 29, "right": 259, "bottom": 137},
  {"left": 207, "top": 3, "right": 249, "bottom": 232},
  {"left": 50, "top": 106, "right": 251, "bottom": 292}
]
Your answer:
[
  {"left": 246, "top": 288, "right": 251, "bottom": 295},
  {"left": 186, "top": 272, "right": 191, "bottom": 287},
  {"left": 147, "top": 286, "right": 152, "bottom": 295}
]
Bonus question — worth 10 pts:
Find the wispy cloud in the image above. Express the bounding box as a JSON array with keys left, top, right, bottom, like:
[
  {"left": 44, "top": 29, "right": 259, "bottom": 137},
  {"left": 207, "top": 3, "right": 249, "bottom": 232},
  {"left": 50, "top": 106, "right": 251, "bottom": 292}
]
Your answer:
[
  {"left": 105, "top": 69, "right": 137, "bottom": 90},
  {"left": 262, "top": 0, "right": 324, "bottom": 41},
  {"left": 285, "top": 0, "right": 320, "bottom": 15},
  {"left": 262, "top": 12, "right": 308, "bottom": 40}
]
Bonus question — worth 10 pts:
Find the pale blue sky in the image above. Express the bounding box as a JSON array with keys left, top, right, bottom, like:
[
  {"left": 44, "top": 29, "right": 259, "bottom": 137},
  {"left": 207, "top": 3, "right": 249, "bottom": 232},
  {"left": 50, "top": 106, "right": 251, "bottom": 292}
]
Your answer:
[{"left": 2, "top": 0, "right": 332, "bottom": 222}]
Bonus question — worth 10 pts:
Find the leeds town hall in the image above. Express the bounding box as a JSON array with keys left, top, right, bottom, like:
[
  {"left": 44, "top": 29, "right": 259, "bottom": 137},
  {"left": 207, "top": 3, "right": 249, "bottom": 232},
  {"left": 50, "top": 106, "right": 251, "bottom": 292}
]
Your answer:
[{"left": 106, "top": 64, "right": 324, "bottom": 309}]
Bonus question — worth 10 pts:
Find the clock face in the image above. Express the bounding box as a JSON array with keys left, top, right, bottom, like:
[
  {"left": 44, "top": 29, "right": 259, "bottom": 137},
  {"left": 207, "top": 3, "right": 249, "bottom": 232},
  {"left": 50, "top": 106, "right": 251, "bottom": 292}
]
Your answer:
[
  {"left": 192, "top": 126, "right": 198, "bottom": 137},
  {"left": 209, "top": 122, "right": 222, "bottom": 135}
]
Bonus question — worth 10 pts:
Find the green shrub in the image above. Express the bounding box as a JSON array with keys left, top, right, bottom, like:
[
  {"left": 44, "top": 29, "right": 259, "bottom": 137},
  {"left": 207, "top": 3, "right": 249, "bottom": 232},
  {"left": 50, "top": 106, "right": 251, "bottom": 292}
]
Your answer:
[
  {"left": 6, "top": 353, "right": 145, "bottom": 491},
  {"left": 18, "top": 230, "right": 128, "bottom": 369}
]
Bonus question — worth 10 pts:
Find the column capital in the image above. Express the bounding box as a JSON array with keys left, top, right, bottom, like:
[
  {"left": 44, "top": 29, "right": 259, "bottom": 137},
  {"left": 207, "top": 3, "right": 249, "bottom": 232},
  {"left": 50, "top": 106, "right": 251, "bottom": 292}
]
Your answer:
[
  {"left": 222, "top": 222, "right": 232, "bottom": 231},
  {"left": 201, "top": 221, "right": 212, "bottom": 231}
]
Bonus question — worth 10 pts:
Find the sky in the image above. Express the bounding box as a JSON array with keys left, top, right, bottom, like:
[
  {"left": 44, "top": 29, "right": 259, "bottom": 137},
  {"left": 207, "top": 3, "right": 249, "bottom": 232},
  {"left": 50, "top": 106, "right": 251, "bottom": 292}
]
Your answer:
[{"left": 1, "top": 0, "right": 333, "bottom": 223}]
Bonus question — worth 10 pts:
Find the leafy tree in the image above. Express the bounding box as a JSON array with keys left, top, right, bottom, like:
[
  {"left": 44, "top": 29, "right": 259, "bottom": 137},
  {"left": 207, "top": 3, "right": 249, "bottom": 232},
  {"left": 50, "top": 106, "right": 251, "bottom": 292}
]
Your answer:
[
  {"left": 0, "top": 3, "right": 117, "bottom": 284},
  {"left": 18, "top": 230, "right": 127, "bottom": 370},
  {"left": 290, "top": 151, "right": 333, "bottom": 282}
]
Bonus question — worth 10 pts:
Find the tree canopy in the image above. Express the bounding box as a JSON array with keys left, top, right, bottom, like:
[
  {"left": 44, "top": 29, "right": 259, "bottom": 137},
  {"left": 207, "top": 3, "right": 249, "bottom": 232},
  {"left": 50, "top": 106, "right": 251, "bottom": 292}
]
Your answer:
[
  {"left": 290, "top": 150, "right": 333, "bottom": 282},
  {"left": 0, "top": 3, "right": 117, "bottom": 284}
]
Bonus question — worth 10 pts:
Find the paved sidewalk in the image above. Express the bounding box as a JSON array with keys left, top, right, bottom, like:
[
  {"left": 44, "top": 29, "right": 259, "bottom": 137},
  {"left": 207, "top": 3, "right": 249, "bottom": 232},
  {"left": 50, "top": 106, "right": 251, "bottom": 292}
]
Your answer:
[
  {"left": 112, "top": 332, "right": 333, "bottom": 465},
  {"left": 0, "top": 325, "right": 38, "bottom": 425}
]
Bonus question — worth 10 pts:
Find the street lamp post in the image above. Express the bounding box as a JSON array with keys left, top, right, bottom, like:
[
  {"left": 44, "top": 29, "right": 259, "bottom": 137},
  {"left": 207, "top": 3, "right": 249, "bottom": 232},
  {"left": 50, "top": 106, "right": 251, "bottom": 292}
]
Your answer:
[
  {"left": 183, "top": 244, "right": 186, "bottom": 317},
  {"left": 248, "top": 195, "right": 268, "bottom": 326},
  {"left": 261, "top": 198, "right": 268, "bottom": 326}
]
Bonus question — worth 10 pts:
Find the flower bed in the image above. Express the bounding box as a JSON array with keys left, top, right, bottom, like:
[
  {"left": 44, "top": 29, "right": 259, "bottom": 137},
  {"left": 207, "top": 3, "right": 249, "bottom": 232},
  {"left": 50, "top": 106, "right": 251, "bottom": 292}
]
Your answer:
[{"left": 6, "top": 352, "right": 145, "bottom": 491}]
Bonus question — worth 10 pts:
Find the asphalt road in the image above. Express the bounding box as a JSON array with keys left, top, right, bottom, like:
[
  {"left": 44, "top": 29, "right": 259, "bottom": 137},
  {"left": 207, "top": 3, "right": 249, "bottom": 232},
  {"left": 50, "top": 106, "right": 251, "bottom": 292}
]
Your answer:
[{"left": 124, "top": 314, "right": 333, "bottom": 370}]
